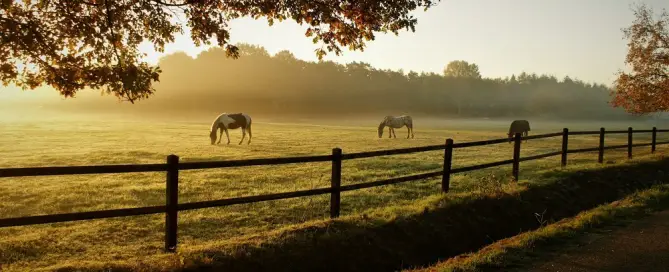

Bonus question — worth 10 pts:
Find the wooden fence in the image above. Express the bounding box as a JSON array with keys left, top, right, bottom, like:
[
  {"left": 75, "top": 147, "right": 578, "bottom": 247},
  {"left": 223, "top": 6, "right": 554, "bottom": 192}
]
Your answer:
[{"left": 1, "top": 126, "right": 668, "bottom": 252}]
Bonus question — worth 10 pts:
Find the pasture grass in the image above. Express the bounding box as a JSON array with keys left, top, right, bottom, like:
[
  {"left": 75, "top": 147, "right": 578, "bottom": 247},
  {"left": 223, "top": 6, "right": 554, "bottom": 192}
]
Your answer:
[
  {"left": 0, "top": 118, "right": 666, "bottom": 271},
  {"left": 407, "top": 184, "right": 669, "bottom": 272}
]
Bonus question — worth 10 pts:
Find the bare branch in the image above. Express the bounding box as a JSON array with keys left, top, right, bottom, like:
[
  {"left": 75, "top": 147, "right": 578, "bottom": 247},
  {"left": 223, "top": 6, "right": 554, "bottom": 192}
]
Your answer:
[{"left": 150, "top": 0, "right": 190, "bottom": 7}]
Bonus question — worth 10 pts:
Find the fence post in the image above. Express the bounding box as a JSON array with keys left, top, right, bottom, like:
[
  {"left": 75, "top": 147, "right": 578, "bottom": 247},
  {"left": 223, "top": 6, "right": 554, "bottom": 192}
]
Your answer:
[
  {"left": 165, "top": 154, "right": 179, "bottom": 252},
  {"left": 330, "top": 148, "right": 342, "bottom": 219},
  {"left": 598, "top": 127, "right": 605, "bottom": 163},
  {"left": 652, "top": 127, "right": 657, "bottom": 154},
  {"left": 512, "top": 132, "right": 521, "bottom": 181},
  {"left": 561, "top": 128, "right": 568, "bottom": 167},
  {"left": 442, "top": 139, "right": 454, "bottom": 193},
  {"left": 628, "top": 127, "right": 633, "bottom": 159}
]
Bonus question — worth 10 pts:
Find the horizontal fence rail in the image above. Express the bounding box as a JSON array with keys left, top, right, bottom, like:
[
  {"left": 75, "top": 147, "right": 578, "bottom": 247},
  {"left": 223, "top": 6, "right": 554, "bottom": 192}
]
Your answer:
[
  {"left": 178, "top": 188, "right": 334, "bottom": 211},
  {"left": 568, "top": 130, "right": 601, "bottom": 135},
  {"left": 605, "top": 130, "right": 631, "bottom": 134},
  {"left": 604, "top": 144, "right": 631, "bottom": 150},
  {"left": 340, "top": 170, "right": 444, "bottom": 192},
  {"left": 0, "top": 164, "right": 167, "bottom": 178},
  {"left": 631, "top": 143, "right": 655, "bottom": 148},
  {"left": 452, "top": 137, "right": 510, "bottom": 148},
  {"left": 519, "top": 151, "right": 563, "bottom": 162},
  {"left": 341, "top": 144, "right": 445, "bottom": 160},
  {"left": 179, "top": 155, "right": 333, "bottom": 170},
  {"left": 521, "top": 132, "right": 563, "bottom": 140},
  {"left": 451, "top": 159, "right": 515, "bottom": 174},
  {"left": 0, "top": 206, "right": 166, "bottom": 228},
  {"left": 567, "top": 147, "right": 602, "bottom": 154},
  {"left": 0, "top": 126, "right": 668, "bottom": 252}
]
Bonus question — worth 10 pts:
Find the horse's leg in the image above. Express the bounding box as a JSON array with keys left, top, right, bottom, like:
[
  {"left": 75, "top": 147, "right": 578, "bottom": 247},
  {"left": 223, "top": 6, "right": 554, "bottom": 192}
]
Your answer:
[
  {"left": 388, "top": 127, "right": 392, "bottom": 138},
  {"left": 224, "top": 129, "right": 231, "bottom": 144},
  {"left": 392, "top": 128, "right": 397, "bottom": 138},
  {"left": 247, "top": 125, "right": 252, "bottom": 145},
  {"left": 238, "top": 128, "right": 245, "bottom": 145},
  {"left": 407, "top": 126, "right": 411, "bottom": 139},
  {"left": 522, "top": 131, "right": 525, "bottom": 142},
  {"left": 217, "top": 127, "right": 223, "bottom": 144}
]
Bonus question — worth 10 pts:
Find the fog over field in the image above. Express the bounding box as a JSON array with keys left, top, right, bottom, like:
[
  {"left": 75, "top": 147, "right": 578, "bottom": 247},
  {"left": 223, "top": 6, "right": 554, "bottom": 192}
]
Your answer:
[{"left": 2, "top": 43, "right": 662, "bottom": 127}]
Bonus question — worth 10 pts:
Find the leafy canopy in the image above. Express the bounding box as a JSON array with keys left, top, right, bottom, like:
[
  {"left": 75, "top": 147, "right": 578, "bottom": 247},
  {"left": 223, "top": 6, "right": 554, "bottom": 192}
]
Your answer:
[
  {"left": 0, "top": 0, "right": 438, "bottom": 102},
  {"left": 612, "top": 3, "right": 669, "bottom": 114},
  {"left": 443, "top": 60, "right": 481, "bottom": 79}
]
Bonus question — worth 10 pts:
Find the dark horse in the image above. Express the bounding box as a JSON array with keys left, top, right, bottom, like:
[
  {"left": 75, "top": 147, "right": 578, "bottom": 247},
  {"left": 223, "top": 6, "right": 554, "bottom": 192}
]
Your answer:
[{"left": 508, "top": 120, "right": 530, "bottom": 142}]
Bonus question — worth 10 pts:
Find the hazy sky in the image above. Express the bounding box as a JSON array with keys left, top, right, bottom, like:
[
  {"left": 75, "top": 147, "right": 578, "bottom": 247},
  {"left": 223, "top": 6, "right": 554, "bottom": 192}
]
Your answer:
[
  {"left": 139, "top": 0, "right": 669, "bottom": 86},
  {"left": 2, "top": 0, "right": 668, "bottom": 99}
]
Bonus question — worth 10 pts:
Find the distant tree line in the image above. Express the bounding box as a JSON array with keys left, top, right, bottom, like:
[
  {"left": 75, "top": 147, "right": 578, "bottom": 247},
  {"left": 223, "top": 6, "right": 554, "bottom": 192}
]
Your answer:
[{"left": 50, "top": 43, "right": 638, "bottom": 120}]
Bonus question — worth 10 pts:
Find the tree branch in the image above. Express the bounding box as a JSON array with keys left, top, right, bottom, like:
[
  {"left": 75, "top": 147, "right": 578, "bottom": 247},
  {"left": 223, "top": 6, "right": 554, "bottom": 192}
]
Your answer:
[
  {"left": 150, "top": 0, "right": 190, "bottom": 7},
  {"left": 104, "top": 0, "right": 122, "bottom": 65}
]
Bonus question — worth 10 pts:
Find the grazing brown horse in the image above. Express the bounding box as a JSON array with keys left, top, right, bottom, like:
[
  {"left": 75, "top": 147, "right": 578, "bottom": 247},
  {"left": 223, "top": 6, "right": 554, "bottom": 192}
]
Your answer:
[{"left": 508, "top": 120, "right": 530, "bottom": 142}]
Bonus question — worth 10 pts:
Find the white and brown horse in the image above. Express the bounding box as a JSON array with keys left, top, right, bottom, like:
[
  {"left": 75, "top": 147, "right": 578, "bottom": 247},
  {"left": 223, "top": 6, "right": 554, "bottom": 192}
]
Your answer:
[
  {"left": 209, "top": 113, "right": 253, "bottom": 145},
  {"left": 378, "top": 115, "right": 414, "bottom": 139}
]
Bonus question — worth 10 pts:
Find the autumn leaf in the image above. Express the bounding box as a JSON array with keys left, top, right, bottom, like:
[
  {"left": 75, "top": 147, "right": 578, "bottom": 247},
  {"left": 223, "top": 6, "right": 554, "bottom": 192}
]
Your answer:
[
  {"left": 612, "top": 3, "right": 669, "bottom": 114},
  {"left": 0, "top": 0, "right": 439, "bottom": 102}
]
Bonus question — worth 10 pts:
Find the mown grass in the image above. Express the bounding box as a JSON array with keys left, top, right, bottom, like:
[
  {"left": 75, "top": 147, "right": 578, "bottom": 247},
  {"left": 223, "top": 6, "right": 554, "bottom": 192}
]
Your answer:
[{"left": 0, "top": 117, "right": 666, "bottom": 271}]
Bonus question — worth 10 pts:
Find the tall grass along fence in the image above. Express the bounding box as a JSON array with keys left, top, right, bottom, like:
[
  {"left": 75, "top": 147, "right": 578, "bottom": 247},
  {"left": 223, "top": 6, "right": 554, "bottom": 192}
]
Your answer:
[{"left": 1, "top": 127, "right": 668, "bottom": 252}]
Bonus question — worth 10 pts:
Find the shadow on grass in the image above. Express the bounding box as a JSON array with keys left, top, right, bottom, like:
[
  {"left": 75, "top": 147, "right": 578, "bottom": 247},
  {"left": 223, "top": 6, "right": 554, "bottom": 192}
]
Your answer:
[{"left": 171, "top": 156, "right": 669, "bottom": 272}]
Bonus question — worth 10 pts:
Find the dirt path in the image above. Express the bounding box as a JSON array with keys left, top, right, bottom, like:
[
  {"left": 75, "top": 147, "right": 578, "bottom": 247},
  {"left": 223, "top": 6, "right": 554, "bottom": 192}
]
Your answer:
[{"left": 521, "top": 210, "right": 669, "bottom": 272}]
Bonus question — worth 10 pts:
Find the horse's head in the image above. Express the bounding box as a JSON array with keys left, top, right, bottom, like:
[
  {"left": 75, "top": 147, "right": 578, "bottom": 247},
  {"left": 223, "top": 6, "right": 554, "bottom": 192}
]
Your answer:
[
  {"left": 209, "top": 129, "right": 217, "bottom": 145},
  {"left": 377, "top": 122, "right": 385, "bottom": 138}
]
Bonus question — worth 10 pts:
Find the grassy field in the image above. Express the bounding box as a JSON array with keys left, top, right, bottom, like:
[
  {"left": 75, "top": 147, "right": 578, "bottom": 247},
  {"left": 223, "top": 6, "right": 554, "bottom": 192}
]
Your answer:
[
  {"left": 407, "top": 183, "right": 669, "bottom": 272},
  {"left": 0, "top": 116, "right": 665, "bottom": 271}
]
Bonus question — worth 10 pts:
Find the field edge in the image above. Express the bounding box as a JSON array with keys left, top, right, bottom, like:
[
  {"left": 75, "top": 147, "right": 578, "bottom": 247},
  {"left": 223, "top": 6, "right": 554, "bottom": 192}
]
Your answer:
[{"left": 407, "top": 183, "right": 669, "bottom": 272}]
